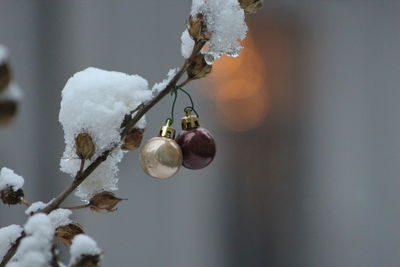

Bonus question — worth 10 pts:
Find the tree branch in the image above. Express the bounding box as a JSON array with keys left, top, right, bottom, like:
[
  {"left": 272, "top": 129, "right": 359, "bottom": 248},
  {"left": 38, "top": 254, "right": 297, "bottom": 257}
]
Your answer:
[
  {"left": 42, "top": 40, "right": 206, "bottom": 215},
  {"left": 41, "top": 149, "right": 111, "bottom": 214},
  {"left": 0, "top": 232, "right": 25, "bottom": 267}
]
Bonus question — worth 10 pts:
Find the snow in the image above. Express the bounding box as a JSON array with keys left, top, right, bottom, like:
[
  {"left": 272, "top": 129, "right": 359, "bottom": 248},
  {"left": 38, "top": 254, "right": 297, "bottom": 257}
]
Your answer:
[
  {"left": 25, "top": 201, "right": 47, "bottom": 215},
  {"left": 0, "top": 45, "right": 9, "bottom": 65},
  {"left": 181, "top": 29, "right": 194, "bottom": 59},
  {"left": 69, "top": 234, "right": 101, "bottom": 265},
  {"left": 190, "top": 0, "right": 248, "bottom": 61},
  {"left": 48, "top": 209, "right": 72, "bottom": 228},
  {"left": 0, "top": 224, "right": 23, "bottom": 261},
  {"left": 10, "top": 214, "right": 54, "bottom": 267},
  {"left": 0, "top": 83, "right": 23, "bottom": 101},
  {"left": 7, "top": 252, "right": 48, "bottom": 267},
  {"left": 73, "top": 149, "right": 123, "bottom": 200},
  {"left": 152, "top": 68, "right": 179, "bottom": 95},
  {"left": 0, "top": 167, "right": 24, "bottom": 191},
  {"left": 59, "top": 67, "right": 152, "bottom": 201}
]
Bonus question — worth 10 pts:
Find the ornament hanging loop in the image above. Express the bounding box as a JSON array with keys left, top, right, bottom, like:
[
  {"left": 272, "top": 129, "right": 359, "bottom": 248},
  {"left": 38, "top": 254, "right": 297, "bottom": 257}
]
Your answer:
[
  {"left": 184, "top": 106, "right": 199, "bottom": 118},
  {"left": 174, "top": 85, "right": 200, "bottom": 118}
]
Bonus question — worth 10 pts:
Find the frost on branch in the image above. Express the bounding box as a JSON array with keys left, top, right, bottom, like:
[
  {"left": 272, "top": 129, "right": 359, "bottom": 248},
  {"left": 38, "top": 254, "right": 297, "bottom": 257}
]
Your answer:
[
  {"left": 69, "top": 234, "right": 102, "bottom": 267},
  {"left": 8, "top": 214, "right": 54, "bottom": 267},
  {"left": 186, "top": 0, "right": 248, "bottom": 61},
  {"left": 151, "top": 68, "right": 179, "bottom": 94},
  {"left": 0, "top": 167, "right": 24, "bottom": 205},
  {"left": 25, "top": 201, "right": 49, "bottom": 215},
  {"left": 180, "top": 30, "right": 194, "bottom": 59},
  {"left": 0, "top": 224, "right": 23, "bottom": 262},
  {"left": 59, "top": 67, "right": 152, "bottom": 201}
]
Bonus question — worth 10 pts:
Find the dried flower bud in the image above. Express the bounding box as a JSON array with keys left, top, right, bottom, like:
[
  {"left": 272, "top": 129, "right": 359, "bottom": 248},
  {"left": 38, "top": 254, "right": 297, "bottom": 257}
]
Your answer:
[
  {"left": 56, "top": 223, "right": 84, "bottom": 245},
  {"left": 239, "top": 0, "right": 263, "bottom": 14},
  {"left": 71, "top": 255, "right": 101, "bottom": 267},
  {"left": 121, "top": 128, "right": 144, "bottom": 151},
  {"left": 0, "top": 63, "right": 11, "bottom": 93},
  {"left": 88, "top": 191, "right": 125, "bottom": 213},
  {"left": 188, "top": 14, "right": 210, "bottom": 41},
  {"left": 0, "top": 100, "right": 17, "bottom": 126},
  {"left": 0, "top": 187, "right": 24, "bottom": 205},
  {"left": 187, "top": 54, "right": 212, "bottom": 80},
  {"left": 75, "top": 133, "right": 95, "bottom": 160}
]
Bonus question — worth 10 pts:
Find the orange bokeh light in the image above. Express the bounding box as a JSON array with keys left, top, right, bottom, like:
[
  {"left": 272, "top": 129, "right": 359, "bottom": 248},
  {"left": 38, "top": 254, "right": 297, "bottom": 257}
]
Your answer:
[{"left": 205, "top": 35, "right": 268, "bottom": 132}]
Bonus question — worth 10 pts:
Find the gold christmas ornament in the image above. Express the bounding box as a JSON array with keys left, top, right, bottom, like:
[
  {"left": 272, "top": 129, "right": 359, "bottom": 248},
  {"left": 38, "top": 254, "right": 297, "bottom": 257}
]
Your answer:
[{"left": 139, "top": 119, "right": 182, "bottom": 179}]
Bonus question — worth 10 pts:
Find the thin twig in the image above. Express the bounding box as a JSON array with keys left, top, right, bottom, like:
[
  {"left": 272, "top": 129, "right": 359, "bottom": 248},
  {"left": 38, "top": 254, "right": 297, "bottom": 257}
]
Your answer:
[
  {"left": 78, "top": 159, "right": 85, "bottom": 175},
  {"left": 41, "top": 149, "right": 111, "bottom": 214},
  {"left": 177, "top": 77, "right": 193, "bottom": 88},
  {"left": 20, "top": 198, "right": 30, "bottom": 207},
  {"left": 121, "top": 40, "right": 206, "bottom": 137}
]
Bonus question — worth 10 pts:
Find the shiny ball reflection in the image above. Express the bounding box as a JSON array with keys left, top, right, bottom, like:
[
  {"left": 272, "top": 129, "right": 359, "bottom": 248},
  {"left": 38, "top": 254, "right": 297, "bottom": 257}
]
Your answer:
[
  {"left": 139, "top": 137, "right": 182, "bottom": 179},
  {"left": 176, "top": 127, "right": 216, "bottom": 170}
]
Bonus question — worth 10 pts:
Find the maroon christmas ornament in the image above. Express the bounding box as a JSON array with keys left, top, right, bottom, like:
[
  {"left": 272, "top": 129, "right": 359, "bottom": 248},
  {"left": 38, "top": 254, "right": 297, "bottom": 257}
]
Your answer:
[{"left": 176, "top": 109, "right": 216, "bottom": 169}]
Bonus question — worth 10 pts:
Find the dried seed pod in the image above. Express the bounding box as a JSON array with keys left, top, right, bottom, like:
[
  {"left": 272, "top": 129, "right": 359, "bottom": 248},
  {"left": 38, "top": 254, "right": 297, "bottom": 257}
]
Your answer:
[
  {"left": 188, "top": 13, "right": 210, "bottom": 41},
  {"left": 88, "top": 191, "right": 125, "bottom": 213},
  {"left": 56, "top": 223, "right": 84, "bottom": 245},
  {"left": 121, "top": 128, "right": 144, "bottom": 151},
  {"left": 187, "top": 54, "right": 212, "bottom": 80},
  {"left": 239, "top": 0, "right": 264, "bottom": 14},
  {"left": 75, "top": 133, "right": 95, "bottom": 160},
  {"left": 71, "top": 254, "right": 101, "bottom": 267},
  {"left": 0, "top": 63, "right": 11, "bottom": 93},
  {"left": 0, "top": 187, "right": 24, "bottom": 205},
  {"left": 0, "top": 100, "right": 17, "bottom": 126}
]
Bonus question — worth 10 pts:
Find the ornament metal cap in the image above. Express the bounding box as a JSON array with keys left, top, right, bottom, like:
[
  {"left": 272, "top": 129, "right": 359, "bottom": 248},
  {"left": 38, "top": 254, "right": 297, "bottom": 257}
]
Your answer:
[
  {"left": 181, "top": 108, "right": 200, "bottom": 130},
  {"left": 159, "top": 119, "right": 176, "bottom": 139}
]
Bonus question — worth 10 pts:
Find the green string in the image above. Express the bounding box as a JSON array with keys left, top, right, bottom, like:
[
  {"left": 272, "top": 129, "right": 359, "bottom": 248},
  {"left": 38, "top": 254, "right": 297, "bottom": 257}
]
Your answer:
[
  {"left": 167, "top": 90, "right": 178, "bottom": 124},
  {"left": 172, "top": 85, "right": 200, "bottom": 118}
]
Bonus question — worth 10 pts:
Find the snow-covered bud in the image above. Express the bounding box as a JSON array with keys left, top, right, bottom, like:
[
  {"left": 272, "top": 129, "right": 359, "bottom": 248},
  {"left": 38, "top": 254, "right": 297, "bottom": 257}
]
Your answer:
[
  {"left": 75, "top": 133, "right": 95, "bottom": 160},
  {"left": 70, "top": 234, "right": 102, "bottom": 267},
  {"left": 121, "top": 128, "right": 144, "bottom": 151},
  {"left": 0, "top": 186, "right": 24, "bottom": 205},
  {"left": 88, "top": 191, "right": 125, "bottom": 213},
  {"left": 187, "top": 54, "right": 212, "bottom": 80},
  {"left": 56, "top": 223, "right": 84, "bottom": 245},
  {"left": 188, "top": 14, "right": 210, "bottom": 41},
  {"left": 0, "top": 63, "right": 11, "bottom": 93},
  {"left": 0, "top": 100, "right": 17, "bottom": 126},
  {"left": 239, "top": 0, "right": 263, "bottom": 14},
  {"left": 0, "top": 167, "right": 24, "bottom": 205}
]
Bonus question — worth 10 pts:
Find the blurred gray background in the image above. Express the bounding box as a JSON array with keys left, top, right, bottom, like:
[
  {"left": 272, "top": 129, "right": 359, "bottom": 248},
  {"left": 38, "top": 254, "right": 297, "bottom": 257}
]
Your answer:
[{"left": 1, "top": 0, "right": 400, "bottom": 266}]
